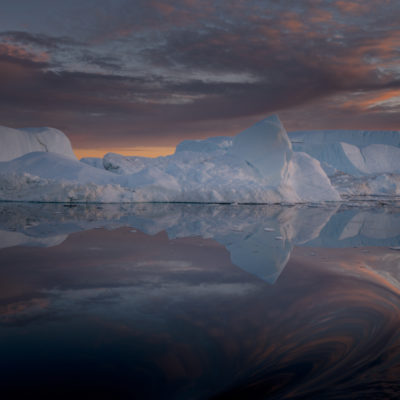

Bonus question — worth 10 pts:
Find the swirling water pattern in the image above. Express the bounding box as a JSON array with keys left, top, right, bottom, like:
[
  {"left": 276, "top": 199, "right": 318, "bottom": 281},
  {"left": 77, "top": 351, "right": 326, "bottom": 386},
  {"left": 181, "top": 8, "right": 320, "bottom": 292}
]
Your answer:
[{"left": 0, "top": 203, "right": 400, "bottom": 399}]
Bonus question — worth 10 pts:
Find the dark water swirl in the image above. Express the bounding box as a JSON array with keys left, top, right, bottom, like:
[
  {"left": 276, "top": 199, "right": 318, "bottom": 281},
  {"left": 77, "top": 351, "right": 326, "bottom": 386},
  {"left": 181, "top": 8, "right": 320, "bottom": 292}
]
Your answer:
[
  {"left": 0, "top": 223, "right": 400, "bottom": 399},
  {"left": 212, "top": 262, "right": 400, "bottom": 400}
]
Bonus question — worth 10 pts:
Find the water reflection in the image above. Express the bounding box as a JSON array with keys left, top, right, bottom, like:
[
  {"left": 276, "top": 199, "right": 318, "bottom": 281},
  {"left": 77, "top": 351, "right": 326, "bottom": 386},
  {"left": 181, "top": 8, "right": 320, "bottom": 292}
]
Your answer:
[
  {"left": 0, "top": 203, "right": 400, "bottom": 398},
  {"left": 1, "top": 202, "right": 400, "bottom": 282}
]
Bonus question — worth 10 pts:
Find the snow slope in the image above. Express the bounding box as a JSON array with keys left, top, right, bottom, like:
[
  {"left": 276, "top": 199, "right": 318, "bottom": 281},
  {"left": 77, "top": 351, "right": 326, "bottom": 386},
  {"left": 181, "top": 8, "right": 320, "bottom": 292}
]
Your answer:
[{"left": 0, "top": 126, "right": 77, "bottom": 161}]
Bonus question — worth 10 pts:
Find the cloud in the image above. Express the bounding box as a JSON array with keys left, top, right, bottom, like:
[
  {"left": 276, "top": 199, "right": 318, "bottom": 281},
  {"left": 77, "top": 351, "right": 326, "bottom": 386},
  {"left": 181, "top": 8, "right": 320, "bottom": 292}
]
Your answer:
[
  {"left": 0, "top": 42, "right": 49, "bottom": 63},
  {"left": 0, "top": 30, "right": 81, "bottom": 49},
  {"left": 341, "top": 89, "right": 400, "bottom": 112},
  {"left": 335, "top": 1, "right": 371, "bottom": 15},
  {"left": 1, "top": 0, "right": 400, "bottom": 151}
]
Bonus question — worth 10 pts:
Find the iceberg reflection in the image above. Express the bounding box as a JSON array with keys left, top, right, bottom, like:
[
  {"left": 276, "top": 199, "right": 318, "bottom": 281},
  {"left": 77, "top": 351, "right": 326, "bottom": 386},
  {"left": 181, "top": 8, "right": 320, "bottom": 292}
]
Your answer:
[
  {"left": 1, "top": 203, "right": 400, "bottom": 399},
  {"left": 0, "top": 202, "right": 399, "bottom": 283}
]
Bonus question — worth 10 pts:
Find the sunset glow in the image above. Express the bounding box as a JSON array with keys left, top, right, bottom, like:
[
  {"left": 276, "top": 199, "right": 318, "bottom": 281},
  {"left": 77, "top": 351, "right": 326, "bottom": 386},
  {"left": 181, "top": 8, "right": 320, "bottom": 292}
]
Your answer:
[
  {"left": 1, "top": 0, "right": 399, "bottom": 151},
  {"left": 73, "top": 146, "right": 176, "bottom": 159}
]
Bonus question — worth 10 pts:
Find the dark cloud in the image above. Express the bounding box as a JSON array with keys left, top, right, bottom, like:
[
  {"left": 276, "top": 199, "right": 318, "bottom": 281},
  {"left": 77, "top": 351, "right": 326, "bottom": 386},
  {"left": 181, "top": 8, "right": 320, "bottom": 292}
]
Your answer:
[
  {"left": 78, "top": 51, "right": 123, "bottom": 70},
  {"left": 0, "top": 30, "right": 82, "bottom": 49},
  {"left": 1, "top": 0, "right": 400, "bottom": 151}
]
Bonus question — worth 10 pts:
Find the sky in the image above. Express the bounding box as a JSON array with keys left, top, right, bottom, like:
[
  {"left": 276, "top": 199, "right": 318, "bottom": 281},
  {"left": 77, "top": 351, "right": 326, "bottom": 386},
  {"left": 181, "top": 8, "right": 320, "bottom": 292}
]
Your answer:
[{"left": 1, "top": 0, "right": 400, "bottom": 157}]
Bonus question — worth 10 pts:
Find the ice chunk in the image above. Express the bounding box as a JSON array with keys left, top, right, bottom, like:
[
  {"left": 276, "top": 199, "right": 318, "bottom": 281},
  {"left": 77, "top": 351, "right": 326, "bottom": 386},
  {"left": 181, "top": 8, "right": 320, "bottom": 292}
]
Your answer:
[
  {"left": 290, "top": 129, "right": 400, "bottom": 177},
  {"left": 80, "top": 157, "right": 105, "bottom": 170},
  {"left": 103, "top": 153, "right": 154, "bottom": 175},
  {"left": 230, "top": 115, "right": 292, "bottom": 186},
  {"left": 332, "top": 173, "right": 400, "bottom": 197},
  {"left": 290, "top": 129, "right": 400, "bottom": 148},
  {"left": 340, "top": 142, "right": 368, "bottom": 174},
  {"left": 286, "top": 152, "right": 341, "bottom": 202},
  {"left": 0, "top": 125, "right": 76, "bottom": 161},
  {"left": 361, "top": 144, "right": 400, "bottom": 174},
  {"left": 0, "top": 152, "right": 116, "bottom": 184},
  {"left": 341, "top": 142, "right": 400, "bottom": 175}
]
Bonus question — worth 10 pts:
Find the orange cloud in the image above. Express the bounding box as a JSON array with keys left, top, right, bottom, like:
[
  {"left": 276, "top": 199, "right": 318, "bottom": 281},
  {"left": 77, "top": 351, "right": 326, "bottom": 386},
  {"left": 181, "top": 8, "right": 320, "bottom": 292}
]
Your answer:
[
  {"left": 309, "top": 9, "right": 333, "bottom": 23},
  {"left": 362, "top": 89, "right": 400, "bottom": 108},
  {"left": 346, "top": 30, "right": 400, "bottom": 67},
  {"left": 335, "top": 1, "right": 370, "bottom": 14},
  {"left": 0, "top": 42, "right": 49, "bottom": 63},
  {"left": 342, "top": 89, "right": 400, "bottom": 110},
  {"left": 282, "top": 12, "right": 305, "bottom": 33}
]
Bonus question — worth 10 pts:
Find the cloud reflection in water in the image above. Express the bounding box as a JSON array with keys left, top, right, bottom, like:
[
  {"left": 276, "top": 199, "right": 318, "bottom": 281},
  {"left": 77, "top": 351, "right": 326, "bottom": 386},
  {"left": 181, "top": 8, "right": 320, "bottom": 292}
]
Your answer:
[{"left": 0, "top": 203, "right": 400, "bottom": 399}]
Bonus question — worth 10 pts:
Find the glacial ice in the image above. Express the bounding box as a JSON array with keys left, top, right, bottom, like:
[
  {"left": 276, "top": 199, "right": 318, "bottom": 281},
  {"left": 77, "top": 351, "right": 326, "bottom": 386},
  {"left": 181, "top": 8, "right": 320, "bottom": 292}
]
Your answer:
[
  {"left": 289, "top": 130, "right": 400, "bottom": 176},
  {"left": 0, "top": 115, "right": 399, "bottom": 203},
  {"left": 230, "top": 114, "right": 292, "bottom": 185},
  {"left": 0, "top": 125, "right": 77, "bottom": 162},
  {"left": 341, "top": 142, "right": 400, "bottom": 175}
]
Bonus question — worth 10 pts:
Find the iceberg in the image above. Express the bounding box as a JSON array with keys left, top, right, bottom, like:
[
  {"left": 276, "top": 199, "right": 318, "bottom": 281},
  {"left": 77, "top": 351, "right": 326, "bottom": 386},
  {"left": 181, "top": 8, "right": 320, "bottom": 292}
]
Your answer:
[
  {"left": 289, "top": 129, "right": 400, "bottom": 176},
  {"left": 0, "top": 125, "right": 76, "bottom": 161},
  {"left": 230, "top": 114, "right": 292, "bottom": 185},
  {"left": 289, "top": 129, "right": 400, "bottom": 197},
  {"left": 340, "top": 142, "right": 400, "bottom": 175},
  {"left": 0, "top": 115, "right": 341, "bottom": 203},
  {"left": 0, "top": 115, "right": 399, "bottom": 203}
]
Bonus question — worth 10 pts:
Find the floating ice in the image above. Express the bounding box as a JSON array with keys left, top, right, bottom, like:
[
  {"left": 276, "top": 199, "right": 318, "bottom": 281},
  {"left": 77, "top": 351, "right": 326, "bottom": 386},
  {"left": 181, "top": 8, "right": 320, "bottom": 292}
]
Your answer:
[
  {"left": 290, "top": 129, "right": 400, "bottom": 177},
  {"left": 1, "top": 115, "right": 400, "bottom": 203},
  {"left": 0, "top": 115, "right": 340, "bottom": 203},
  {"left": 0, "top": 125, "right": 76, "bottom": 161}
]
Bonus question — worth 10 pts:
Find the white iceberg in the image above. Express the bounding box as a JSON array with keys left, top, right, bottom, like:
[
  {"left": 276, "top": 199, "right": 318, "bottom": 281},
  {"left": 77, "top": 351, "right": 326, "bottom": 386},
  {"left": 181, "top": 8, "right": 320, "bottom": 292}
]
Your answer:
[
  {"left": 2, "top": 115, "right": 400, "bottom": 203},
  {"left": 230, "top": 114, "right": 292, "bottom": 186},
  {"left": 340, "top": 142, "right": 400, "bottom": 175},
  {"left": 289, "top": 129, "right": 400, "bottom": 176},
  {"left": 289, "top": 129, "right": 400, "bottom": 197},
  {"left": 0, "top": 125, "right": 76, "bottom": 162},
  {"left": 0, "top": 115, "right": 341, "bottom": 203}
]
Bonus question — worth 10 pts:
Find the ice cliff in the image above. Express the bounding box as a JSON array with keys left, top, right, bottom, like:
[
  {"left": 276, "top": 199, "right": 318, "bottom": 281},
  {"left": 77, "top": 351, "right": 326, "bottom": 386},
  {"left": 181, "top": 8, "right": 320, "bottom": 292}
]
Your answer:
[
  {"left": 289, "top": 129, "right": 400, "bottom": 197},
  {"left": 289, "top": 130, "right": 400, "bottom": 176},
  {"left": 0, "top": 115, "right": 399, "bottom": 203}
]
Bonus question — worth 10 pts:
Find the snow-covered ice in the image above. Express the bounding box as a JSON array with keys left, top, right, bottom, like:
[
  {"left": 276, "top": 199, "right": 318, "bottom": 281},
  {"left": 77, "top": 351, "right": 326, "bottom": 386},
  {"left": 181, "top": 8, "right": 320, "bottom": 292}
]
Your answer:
[
  {"left": 0, "top": 115, "right": 399, "bottom": 203},
  {"left": 289, "top": 128, "right": 400, "bottom": 197},
  {"left": 340, "top": 142, "right": 400, "bottom": 175},
  {"left": 289, "top": 130, "right": 400, "bottom": 176},
  {"left": 0, "top": 125, "right": 76, "bottom": 162}
]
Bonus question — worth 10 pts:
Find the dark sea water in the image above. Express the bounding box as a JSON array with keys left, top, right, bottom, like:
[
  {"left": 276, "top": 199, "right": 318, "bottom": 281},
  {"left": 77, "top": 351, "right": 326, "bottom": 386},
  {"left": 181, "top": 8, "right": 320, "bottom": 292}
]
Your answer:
[{"left": 1, "top": 202, "right": 400, "bottom": 399}]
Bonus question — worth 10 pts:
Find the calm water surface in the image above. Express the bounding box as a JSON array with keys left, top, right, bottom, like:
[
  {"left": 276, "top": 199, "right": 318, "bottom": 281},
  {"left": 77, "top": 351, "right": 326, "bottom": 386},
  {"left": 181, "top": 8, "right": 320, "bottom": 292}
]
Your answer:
[{"left": 1, "top": 202, "right": 400, "bottom": 399}]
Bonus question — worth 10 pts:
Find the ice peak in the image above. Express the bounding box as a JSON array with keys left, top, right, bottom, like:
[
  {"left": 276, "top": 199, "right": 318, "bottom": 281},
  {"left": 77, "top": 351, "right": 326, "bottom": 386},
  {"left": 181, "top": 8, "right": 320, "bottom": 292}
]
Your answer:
[
  {"left": 230, "top": 114, "right": 292, "bottom": 185},
  {"left": 257, "top": 114, "right": 283, "bottom": 128}
]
